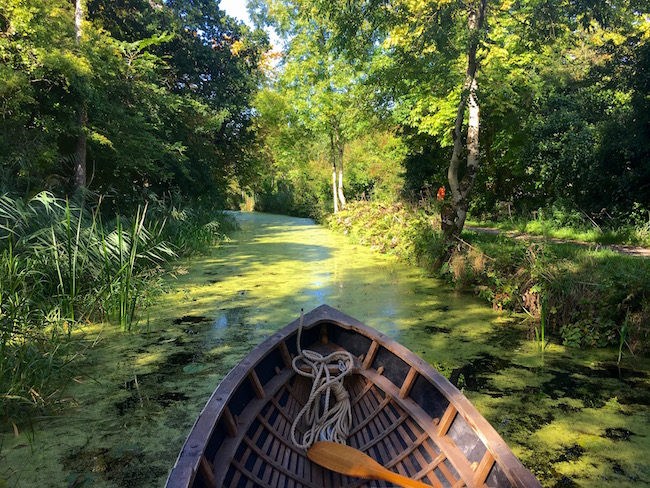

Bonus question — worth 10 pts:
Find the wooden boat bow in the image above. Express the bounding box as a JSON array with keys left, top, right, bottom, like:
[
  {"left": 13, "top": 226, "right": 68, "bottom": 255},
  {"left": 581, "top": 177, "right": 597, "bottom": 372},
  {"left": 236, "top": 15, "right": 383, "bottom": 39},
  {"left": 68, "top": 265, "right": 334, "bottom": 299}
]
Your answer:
[{"left": 167, "top": 304, "right": 541, "bottom": 488}]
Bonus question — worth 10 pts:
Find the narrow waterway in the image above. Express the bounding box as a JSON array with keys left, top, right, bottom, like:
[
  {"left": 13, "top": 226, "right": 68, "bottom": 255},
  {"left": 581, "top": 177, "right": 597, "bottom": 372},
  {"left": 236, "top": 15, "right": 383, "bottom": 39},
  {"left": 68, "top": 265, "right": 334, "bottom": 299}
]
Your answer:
[{"left": 1, "top": 212, "right": 649, "bottom": 487}]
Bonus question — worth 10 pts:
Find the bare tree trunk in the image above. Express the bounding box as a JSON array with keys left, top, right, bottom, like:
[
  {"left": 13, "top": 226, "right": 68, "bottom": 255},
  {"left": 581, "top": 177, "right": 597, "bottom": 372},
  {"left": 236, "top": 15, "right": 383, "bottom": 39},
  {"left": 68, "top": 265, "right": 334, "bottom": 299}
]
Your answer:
[
  {"left": 73, "top": 0, "right": 87, "bottom": 190},
  {"left": 74, "top": 0, "right": 83, "bottom": 43},
  {"left": 334, "top": 122, "right": 346, "bottom": 209},
  {"left": 337, "top": 169, "right": 346, "bottom": 209},
  {"left": 74, "top": 108, "right": 87, "bottom": 189},
  {"left": 442, "top": 0, "right": 487, "bottom": 247},
  {"left": 332, "top": 168, "right": 338, "bottom": 213},
  {"left": 330, "top": 133, "right": 339, "bottom": 213}
]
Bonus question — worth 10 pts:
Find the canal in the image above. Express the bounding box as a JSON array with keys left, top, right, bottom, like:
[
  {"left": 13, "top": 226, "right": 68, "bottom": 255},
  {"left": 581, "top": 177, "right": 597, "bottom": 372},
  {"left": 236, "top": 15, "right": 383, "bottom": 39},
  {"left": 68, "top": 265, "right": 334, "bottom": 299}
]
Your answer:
[{"left": 1, "top": 212, "right": 648, "bottom": 487}]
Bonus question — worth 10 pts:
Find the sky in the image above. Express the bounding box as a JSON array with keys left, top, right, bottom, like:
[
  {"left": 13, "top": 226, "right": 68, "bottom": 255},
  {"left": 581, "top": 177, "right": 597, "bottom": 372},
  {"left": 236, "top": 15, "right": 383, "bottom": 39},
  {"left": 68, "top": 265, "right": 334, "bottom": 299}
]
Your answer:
[
  {"left": 219, "top": 0, "right": 253, "bottom": 27},
  {"left": 219, "top": 0, "right": 281, "bottom": 50}
]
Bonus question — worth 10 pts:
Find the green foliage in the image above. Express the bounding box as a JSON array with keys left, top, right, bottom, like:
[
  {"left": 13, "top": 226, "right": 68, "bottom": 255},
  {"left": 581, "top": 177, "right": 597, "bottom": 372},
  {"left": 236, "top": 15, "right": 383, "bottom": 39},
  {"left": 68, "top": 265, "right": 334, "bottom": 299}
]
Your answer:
[
  {"left": 250, "top": 0, "right": 408, "bottom": 215},
  {"left": 251, "top": 77, "right": 406, "bottom": 218},
  {"left": 0, "top": 195, "right": 77, "bottom": 419},
  {"left": 143, "top": 191, "right": 238, "bottom": 258},
  {"left": 328, "top": 200, "right": 442, "bottom": 268},
  {"left": 1, "top": 0, "right": 266, "bottom": 200},
  {"left": 345, "top": 133, "right": 407, "bottom": 202},
  {"left": 314, "top": 0, "right": 650, "bottom": 228},
  {"left": 468, "top": 201, "right": 650, "bottom": 248},
  {"left": 475, "top": 4, "right": 650, "bottom": 220}
]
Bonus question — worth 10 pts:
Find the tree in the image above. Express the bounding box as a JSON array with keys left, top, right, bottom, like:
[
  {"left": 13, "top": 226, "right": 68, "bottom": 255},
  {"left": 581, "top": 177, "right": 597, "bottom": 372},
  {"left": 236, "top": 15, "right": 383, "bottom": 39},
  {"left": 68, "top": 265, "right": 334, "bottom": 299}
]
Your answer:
[
  {"left": 0, "top": 0, "right": 86, "bottom": 192},
  {"left": 442, "top": 0, "right": 487, "bottom": 240},
  {"left": 250, "top": 0, "right": 370, "bottom": 213},
  {"left": 1, "top": 0, "right": 266, "bottom": 199},
  {"left": 319, "top": 0, "right": 489, "bottom": 241},
  {"left": 319, "top": 0, "right": 650, "bottom": 229}
]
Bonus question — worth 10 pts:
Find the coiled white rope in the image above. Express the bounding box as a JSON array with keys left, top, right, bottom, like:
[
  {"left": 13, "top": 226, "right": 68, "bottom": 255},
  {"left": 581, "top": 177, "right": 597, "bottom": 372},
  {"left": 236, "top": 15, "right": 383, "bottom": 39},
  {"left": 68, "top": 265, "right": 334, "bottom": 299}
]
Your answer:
[{"left": 290, "top": 310, "right": 354, "bottom": 449}]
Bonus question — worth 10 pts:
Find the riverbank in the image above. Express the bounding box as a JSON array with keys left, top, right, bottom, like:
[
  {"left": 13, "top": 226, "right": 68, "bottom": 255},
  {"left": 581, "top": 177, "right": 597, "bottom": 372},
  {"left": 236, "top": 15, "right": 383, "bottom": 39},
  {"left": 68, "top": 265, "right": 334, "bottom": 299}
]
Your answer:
[
  {"left": 0, "top": 193, "right": 235, "bottom": 426},
  {"left": 465, "top": 225, "right": 650, "bottom": 258},
  {"left": 329, "top": 201, "right": 650, "bottom": 352}
]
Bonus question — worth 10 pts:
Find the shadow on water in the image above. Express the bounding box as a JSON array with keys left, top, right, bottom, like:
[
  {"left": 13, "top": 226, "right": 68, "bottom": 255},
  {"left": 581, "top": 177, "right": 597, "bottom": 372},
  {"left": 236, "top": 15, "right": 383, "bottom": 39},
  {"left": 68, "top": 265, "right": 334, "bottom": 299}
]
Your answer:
[
  {"left": 2, "top": 211, "right": 649, "bottom": 488},
  {"left": 449, "top": 353, "right": 513, "bottom": 393}
]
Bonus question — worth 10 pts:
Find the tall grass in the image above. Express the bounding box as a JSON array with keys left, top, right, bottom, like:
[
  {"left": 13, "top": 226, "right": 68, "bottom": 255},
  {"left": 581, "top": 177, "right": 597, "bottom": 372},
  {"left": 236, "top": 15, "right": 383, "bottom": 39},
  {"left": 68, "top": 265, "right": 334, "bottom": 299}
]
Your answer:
[
  {"left": 0, "top": 191, "right": 232, "bottom": 420},
  {"left": 98, "top": 204, "right": 175, "bottom": 331},
  {"left": 468, "top": 201, "right": 650, "bottom": 247},
  {"left": 1, "top": 195, "right": 75, "bottom": 421},
  {"left": 534, "top": 295, "right": 547, "bottom": 353},
  {"left": 618, "top": 310, "right": 631, "bottom": 365}
]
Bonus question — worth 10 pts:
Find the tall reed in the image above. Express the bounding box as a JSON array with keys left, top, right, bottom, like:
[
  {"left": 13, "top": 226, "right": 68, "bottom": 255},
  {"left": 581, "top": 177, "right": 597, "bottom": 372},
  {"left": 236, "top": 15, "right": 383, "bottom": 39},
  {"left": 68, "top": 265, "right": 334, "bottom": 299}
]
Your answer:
[
  {"left": 535, "top": 295, "right": 547, "bottom": 353},
  {"left": 618, "top": 310, "right": 631, "bottom": 365},
  {"left": 1, "top": 195, "right": 74, "bottom": 420},
  {"left": 100, "top": 204, "right": 174, "bottom": 331},
  {"left": 1, "top": 190, "right": 232, "bottom": 420},
  {"left": 0, "top": 191, "right": 176, "bottom": 419}
]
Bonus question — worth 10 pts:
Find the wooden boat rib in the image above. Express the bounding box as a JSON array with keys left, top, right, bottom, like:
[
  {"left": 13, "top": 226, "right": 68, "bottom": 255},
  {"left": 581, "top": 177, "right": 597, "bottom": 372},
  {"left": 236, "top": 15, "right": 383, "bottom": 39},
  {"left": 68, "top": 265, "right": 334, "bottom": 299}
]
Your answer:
[{"left": 167, "top": 305, "right": 540, "bottom": 488}]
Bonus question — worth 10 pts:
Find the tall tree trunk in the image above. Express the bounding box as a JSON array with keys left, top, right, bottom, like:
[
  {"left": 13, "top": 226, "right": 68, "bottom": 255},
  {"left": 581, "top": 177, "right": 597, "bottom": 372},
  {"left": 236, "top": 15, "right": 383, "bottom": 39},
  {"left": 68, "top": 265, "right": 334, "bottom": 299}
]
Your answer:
[
  {"left": 338, "top": 169, "right": 346, "bottom": 209},
  {"left": 74, "top": 0, "right": 83, "bottom": 44},
  {"left": 334, "top": 123, "right": 346, "bottom": 209},
  {"left": 330, "top": 133, "right": 339, "bottom": 213},
  {"left": 73, "top": 0, "right": 87, "bottom": 190},
  {"left": 74, "top": 108, "right": 87, "bottom": 189},
  {"left": 335, "top": 124, "right": 346, "bottom": 209},
  {"left": 441, "top": 0, "right": 487, "bottom": 247}
]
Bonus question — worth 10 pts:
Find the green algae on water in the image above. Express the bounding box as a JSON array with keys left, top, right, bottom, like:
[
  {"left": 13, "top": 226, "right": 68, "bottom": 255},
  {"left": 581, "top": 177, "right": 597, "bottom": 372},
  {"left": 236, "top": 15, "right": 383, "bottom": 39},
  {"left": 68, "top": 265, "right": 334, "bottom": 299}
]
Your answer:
[{"left": 1, "top": 212, "right": 649, "bottom": 487}]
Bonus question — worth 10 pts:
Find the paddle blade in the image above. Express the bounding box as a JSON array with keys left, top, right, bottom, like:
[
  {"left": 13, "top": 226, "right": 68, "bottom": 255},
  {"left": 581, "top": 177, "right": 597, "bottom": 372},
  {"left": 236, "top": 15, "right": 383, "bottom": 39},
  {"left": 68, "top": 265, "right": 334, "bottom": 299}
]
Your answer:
[
  {"left": 307, "top": 441, "right": 382, "bottom": 479},
  {"left": 307, "top": 441, "right": 434, "bottom": 488}
]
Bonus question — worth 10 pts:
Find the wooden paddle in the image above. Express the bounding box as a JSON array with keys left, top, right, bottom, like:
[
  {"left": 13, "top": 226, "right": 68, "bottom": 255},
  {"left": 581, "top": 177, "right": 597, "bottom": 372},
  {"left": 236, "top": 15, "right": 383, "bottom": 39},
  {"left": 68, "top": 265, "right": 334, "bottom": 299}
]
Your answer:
[{"left": 307, "top": 441, "right": 433, "bottom": 488}]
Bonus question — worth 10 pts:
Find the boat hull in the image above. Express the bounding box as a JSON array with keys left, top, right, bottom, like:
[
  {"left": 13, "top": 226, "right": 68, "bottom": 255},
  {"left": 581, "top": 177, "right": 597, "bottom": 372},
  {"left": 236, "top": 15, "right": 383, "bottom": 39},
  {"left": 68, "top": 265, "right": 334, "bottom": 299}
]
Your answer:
[{"left": 167, "top": 305, "right": 540, "bottom": 488}]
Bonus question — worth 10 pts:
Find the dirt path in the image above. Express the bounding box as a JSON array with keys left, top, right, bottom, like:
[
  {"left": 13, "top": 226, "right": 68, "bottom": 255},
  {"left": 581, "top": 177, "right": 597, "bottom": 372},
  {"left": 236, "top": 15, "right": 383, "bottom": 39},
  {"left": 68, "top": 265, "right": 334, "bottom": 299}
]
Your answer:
[{"left": 465, "top": 225, "right": 650, "bottom": 258}]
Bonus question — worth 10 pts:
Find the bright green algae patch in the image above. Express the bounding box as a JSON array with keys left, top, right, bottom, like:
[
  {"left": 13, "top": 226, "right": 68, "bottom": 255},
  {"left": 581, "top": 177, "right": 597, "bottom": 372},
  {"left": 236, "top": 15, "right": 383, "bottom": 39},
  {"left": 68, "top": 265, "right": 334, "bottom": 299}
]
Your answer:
[{"left": 1, "top": 212, "right": 649, "bottom": 487}]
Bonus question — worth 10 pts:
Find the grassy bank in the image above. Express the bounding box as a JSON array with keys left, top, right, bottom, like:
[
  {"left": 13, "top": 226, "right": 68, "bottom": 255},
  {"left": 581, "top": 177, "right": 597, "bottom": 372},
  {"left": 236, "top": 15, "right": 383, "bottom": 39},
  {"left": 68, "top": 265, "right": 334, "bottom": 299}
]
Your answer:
[
  {"left": 0, "top": 192, "right": 234, "bottom": 424},
  {"left": 329, "top": 201, "right": 650, "bottom": 353},
  {"left": 466, "top": 203, "right": 650, "bottom": 248}
]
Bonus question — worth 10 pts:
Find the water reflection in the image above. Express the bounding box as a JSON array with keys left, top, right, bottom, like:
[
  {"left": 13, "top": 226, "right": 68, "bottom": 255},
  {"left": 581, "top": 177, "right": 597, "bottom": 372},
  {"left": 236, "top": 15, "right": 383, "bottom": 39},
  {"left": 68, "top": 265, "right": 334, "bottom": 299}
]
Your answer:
[{"left": 211, "top": 212, "right": 484, "bottom": 348}]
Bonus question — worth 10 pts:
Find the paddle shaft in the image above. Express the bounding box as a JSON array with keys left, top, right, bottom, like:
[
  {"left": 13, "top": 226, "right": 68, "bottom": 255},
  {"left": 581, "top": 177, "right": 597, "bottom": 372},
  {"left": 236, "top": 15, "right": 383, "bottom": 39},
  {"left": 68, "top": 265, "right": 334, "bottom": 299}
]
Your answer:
[
  {"left": 307, "top": 441, "right": 432, "bottom": 488},
  {"left": 373, "top": 467, "right": 433, "bottom": 488}
]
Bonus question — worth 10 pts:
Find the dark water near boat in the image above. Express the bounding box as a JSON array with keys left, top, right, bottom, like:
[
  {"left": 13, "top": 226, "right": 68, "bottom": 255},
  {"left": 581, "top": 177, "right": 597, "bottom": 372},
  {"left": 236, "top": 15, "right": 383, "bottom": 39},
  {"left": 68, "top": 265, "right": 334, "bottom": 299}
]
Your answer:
[{"left": 1, "top": 212, "right": 649, "bottom": 487}]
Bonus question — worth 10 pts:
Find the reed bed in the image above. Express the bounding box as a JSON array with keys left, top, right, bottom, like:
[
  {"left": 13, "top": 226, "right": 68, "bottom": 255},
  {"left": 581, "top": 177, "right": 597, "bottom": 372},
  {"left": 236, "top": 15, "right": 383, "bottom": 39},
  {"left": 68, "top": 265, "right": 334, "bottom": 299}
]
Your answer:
[{"left": 0, "top": 191, "right": 231, "bottom": 422}]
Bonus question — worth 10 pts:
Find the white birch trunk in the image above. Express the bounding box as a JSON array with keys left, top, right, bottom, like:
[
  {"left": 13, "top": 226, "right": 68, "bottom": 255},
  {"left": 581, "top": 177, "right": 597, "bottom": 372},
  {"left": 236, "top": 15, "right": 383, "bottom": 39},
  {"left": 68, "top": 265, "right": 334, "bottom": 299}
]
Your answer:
[
  {"left": 337, "top": 170, "right": 346, "bottom": 209},
  {"left": 75, "top": 0, "right": 83, "bottom": 44},
  {"left": 332, "top": 169, "right": 338, "bottom": 214}
]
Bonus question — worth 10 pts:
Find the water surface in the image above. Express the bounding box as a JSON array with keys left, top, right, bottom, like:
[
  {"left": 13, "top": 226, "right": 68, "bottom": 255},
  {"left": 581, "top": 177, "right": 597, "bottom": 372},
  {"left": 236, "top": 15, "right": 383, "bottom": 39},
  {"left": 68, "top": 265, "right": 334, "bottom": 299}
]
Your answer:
[{"left": 1, "top": 212, "right": 648, "bottom": 487}]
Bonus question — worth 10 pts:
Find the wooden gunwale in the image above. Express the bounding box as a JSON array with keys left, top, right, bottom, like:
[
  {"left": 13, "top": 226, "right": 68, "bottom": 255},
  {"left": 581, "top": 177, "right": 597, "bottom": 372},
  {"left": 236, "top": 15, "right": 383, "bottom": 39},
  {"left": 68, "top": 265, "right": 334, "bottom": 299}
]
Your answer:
[{"left": 167, "top": 304, "right": 540, "bottom": 488}]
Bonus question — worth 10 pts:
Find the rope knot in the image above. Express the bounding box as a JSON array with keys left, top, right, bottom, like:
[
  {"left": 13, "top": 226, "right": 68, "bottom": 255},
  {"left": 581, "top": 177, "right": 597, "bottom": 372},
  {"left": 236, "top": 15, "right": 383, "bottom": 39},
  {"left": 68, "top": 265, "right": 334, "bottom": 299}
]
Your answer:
[
  {"left": 332, "top": 382, "right": 349, "bottom": 402},
  {"left": 290, "top": 310, "right": 354, "bottom": 449}
]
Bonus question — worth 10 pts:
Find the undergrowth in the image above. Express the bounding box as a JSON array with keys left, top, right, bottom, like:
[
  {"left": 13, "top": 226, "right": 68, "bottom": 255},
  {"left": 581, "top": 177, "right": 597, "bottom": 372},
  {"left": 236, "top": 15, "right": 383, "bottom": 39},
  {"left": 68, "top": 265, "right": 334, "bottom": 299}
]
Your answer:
[
  {"left": 329, "top": 200, "right": 443, "bottom": 269},
  {"left": 329, "top": 201, "right": 649, "bottom": 353}
]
